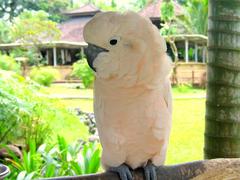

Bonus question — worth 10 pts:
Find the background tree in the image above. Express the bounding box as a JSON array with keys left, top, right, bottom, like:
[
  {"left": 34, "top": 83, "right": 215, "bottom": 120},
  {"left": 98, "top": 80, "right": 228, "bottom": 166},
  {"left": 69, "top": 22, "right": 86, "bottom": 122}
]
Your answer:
[
  {"left": 0, "top": 20, "right": 12, "bottom": 43},
  {"left": 0, "top": 0, "right": 23, "bottom": 21},
  {"left": 130, "top": 0, "right": 148, "bottom": 11},
  {"left": 0, "top": 0, "right": 70, "bottom": 22},
  {"left": 128, "top": 0, "right": 157, "bottom": 11},
  {"left": 160, "top": 0, "right": 176, "bottom": 35},
  {"left": 22, "top": 0, "right": 70, "bottom": 22},
  {"left": 205, "top": 0, "right": 240, "bottom": 159},
  {"left": 177, "top": 0, "right": 187, "bottom": 5},
  {"left": 11, "top": 10, "right": 60, "bottom": 45},
  {"left": 10, "top": 10, "right": 61, "bottom": 65},
  {"left": 71, "top": 0, "right": 118, "bottom": 11},
  {"left": 160, "top": 0, "right": 179, "bottom": 84},
  {"left": 177, "top": 0, "right": 208, "bottom": 35},
  {"left": 96, "top": 0, "right": 118, "bottom": 11}
]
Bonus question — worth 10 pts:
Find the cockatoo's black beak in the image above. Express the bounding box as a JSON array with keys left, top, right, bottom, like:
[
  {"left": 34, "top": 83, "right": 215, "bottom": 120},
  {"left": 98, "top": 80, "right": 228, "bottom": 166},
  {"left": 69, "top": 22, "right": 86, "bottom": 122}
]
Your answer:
[{"left": 84, "top": 43, "right": 109, "bottom": 72}]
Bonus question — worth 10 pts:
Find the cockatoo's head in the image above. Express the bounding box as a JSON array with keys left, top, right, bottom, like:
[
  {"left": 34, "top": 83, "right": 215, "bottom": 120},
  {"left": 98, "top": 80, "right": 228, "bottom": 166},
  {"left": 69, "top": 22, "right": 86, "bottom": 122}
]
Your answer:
[{"left": 83, "top": 11, "right": 171, "bottom": 87}]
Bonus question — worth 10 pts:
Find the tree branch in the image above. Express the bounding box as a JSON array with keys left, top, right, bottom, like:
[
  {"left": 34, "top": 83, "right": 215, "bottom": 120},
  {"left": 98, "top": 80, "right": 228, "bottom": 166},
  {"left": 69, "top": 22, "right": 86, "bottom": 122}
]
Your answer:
[{"left": 43, "top": 158, "right": 240, "bottom": 180}]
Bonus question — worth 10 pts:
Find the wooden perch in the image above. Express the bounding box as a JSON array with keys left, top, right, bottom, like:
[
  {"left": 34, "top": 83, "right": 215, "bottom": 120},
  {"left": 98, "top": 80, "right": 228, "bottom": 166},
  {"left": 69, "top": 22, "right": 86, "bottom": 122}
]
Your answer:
[{"left": 43, "top": 158, "right": 240, "bottom": 180}]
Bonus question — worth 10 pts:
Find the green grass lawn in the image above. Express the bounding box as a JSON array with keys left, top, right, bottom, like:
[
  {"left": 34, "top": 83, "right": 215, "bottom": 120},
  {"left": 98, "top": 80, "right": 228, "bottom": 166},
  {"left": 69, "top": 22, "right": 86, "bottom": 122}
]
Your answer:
[
  {"left": 46, "top": 102, "right": 89, "bottom": 144},
  {"left": 172, "top": 85, "right": 206, "bottom": 98},
  {"left": 59, "top": 98, "right": 205, "bottom": 165},
  {"left": 46, "top": 83, "right": 206, "bottom": 99},
  {"left": 45, "top": 83, "right": 93, "bottom": 97},
  {"left": 166, "top": 99, "right": 205, "bottom": 165},
  {"left": 61, "top": 99, "right": 93, "bottom": 112},
  {"left": 46, "top": 83, "right": 206, "bottom": 165}
]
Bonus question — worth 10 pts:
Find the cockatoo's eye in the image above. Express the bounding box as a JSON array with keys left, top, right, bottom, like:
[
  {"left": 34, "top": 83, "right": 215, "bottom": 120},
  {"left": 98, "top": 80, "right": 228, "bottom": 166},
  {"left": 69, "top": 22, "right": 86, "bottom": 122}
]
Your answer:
[{"left": 109, "top": 37, "right": 120, "bottom": 46}]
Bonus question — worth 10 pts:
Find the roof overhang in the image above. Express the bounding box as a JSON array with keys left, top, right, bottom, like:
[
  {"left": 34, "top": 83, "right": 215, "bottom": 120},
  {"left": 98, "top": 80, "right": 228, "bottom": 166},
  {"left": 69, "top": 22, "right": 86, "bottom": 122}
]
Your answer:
[
  {"left": 63, "top": 11, "right": 100, "bottom": 17},
  {"left": 164, "top": 34, "right": 208, "bottom": 45}
]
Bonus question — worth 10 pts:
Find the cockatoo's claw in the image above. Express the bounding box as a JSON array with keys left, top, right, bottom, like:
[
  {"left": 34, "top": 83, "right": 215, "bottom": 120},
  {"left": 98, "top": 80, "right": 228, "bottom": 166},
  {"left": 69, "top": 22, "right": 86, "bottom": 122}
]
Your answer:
[
  {"left": 109, "top": 164, "right": 133, "bottom": 180},
  {"left": 144, "top": 162, "right": 157, "bottom": 180}
]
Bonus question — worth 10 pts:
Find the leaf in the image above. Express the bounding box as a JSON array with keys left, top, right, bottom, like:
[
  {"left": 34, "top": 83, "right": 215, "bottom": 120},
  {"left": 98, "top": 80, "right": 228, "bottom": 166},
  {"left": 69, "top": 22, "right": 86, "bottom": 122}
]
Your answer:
[
  {"left": 29, "top": 139, "right": 37, "bottom": 171},
  {"left": 37, "top": 144, "right": 46, "bottom": 154},
  {"left": 29, "top": 139, "right": 37, "bottom": 155},
  {"left": 25, "top": 172, "right": 36, "bottom": 180},
  {"left": 16, "top": 171, "right": 27, "bottom": 180},
  {"left": 82, "top": 144, "right": 89, "bottom": 173},
  {"left": 44, "top": 164, "right": 56, "bottom": 177},
  {"left": 7, "top": 159, "right": 23, "bottom": 170},
  {"left": 1, "top": 144, "right": 21, "bottom": 165},
  {"left": 70, "top": 161, "right": 82, "bottom": 175},
  {"left": 88, "top": 148, "right": 100, "bottom": 173},
  {"left": 57, "top": 136, "right": 68, "bottom": 161},
  {"left": 22, "top": 151, "right": 29, "bottom": 171}
]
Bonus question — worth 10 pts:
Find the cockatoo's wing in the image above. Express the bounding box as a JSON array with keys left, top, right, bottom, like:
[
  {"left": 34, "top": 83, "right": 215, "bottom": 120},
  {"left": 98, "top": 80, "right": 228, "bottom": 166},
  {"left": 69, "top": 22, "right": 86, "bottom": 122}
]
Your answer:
[{"left": 163, "top": 79, "right": 172, "bottom": 114}]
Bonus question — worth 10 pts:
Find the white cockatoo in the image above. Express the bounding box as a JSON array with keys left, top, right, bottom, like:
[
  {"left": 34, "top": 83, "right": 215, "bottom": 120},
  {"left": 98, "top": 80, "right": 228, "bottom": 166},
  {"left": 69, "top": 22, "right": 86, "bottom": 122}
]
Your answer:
[{"left": 83, "top": 11, "right": 172, "bottom": 180}]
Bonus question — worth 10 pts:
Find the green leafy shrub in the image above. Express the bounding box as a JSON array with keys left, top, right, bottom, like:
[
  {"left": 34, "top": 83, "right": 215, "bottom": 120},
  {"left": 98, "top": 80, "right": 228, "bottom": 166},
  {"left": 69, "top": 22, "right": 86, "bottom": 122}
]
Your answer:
[
  {"left": 0, "top": 71, "right": 51, "bottom": 147},
  {"left": 2, "top": 140, "right": 41, "bottom": 179},
  {"left": 0, "top": 70, "right": 88, "bottom": 147},
  {"left": 0, "top": 70, "right": 91, "bottom": 178},
  {"left": 30, "top": 67, "right": 60, "bottom": 86},
  {"left": 4, "top": 137, "right": 101, "bottom": 179},
  {"left": 0, "top": 83, "right": 27, "bottom": 143},
  {"left": 0, "top": 54, "right": 21, "bottom": 73},
  {"left": 76, "top": 140, "right": 101, "bottom": 174},
  {"left": 0, "top": 20, "right": 12, "bottom": 43},
  {"left": 71, "top": 59, "right": 94, "bottom": 88},
  {"left": 40, "top": 136, "right": 101, "bottom": 177}
]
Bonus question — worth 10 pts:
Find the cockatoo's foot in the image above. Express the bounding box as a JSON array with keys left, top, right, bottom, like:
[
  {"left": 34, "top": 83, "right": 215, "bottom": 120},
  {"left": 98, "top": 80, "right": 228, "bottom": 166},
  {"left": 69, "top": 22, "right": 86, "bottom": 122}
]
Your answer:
[
  {"left": 144, "top": 161, "right": 157, "bottom": 180},
  {"left": 109, "top": 164, "right": 133, "bottom": 180}
]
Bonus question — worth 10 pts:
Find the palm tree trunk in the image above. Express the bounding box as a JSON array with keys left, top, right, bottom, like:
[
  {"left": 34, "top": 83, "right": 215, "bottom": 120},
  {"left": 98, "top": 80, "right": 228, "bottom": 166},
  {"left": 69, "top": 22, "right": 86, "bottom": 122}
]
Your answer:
[{"left": 205, "top": 0, "right": 240, "bottom": 158}]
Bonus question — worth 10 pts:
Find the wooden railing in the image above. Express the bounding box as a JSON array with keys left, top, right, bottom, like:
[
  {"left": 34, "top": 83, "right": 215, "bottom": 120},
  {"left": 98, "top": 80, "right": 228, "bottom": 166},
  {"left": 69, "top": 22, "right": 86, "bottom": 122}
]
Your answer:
[{"left": 43, "top": 158, "right": 240, "bottom": 180}]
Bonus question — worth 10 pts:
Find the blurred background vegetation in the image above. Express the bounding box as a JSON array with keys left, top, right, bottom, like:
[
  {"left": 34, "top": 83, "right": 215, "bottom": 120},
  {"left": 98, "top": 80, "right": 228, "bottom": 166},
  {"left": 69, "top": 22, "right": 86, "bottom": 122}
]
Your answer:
[{"left": 0, "top": 0, "right": 208, "bottom": 179}]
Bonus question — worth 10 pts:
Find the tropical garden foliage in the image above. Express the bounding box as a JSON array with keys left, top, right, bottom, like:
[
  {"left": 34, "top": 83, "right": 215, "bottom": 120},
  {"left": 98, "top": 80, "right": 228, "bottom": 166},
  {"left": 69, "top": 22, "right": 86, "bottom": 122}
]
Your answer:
[
  {"left": 0, "top": 20, "right": 11, "bottom": 43},
  {"left": 11, "top": 10, "right": 60, "bottom": 44},
  {"left": 2, "top": 137, "right": 100, "bottom": 179},
  {"left": 71, "top": 59, "right": 95, "bottom": 88},
  {"left": 0, "top": 0, "right": 69, "bottom": 22},
  {"left": 10, "top": 10, "right": 61, "bottom": 66},
  {"left": 0, "top": 53, "right": 21, "bottom": 73},
  {"left": 29, "top": 67, "right": 60, "bottom": 86},
  {"left": 0, "top": 55, "right": 97, "bottom": 178},
  {"left": 0, "top": 69, "right": 88, "bottom": 146},
  {"left": 177, "top": 0, "right": 208, "bottom": 35}
]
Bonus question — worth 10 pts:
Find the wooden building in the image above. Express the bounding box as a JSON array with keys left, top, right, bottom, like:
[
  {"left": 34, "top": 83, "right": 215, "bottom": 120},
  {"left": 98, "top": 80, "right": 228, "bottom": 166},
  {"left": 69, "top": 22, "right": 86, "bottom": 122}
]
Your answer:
[
  {"left": 0, "top": 2, "right": 208, "bottom": 85},
  {"left": 0, "top": 41, "right": 86, "bottom": 66},
  {"left": 166, "top": 34, "right": 208, "bottom": 63},
  {"left": 0, "top": 4, "right": 101, "bottom": 67},
  {"left": 167, "top": 34, "right": 207, "bottom": 86}
]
